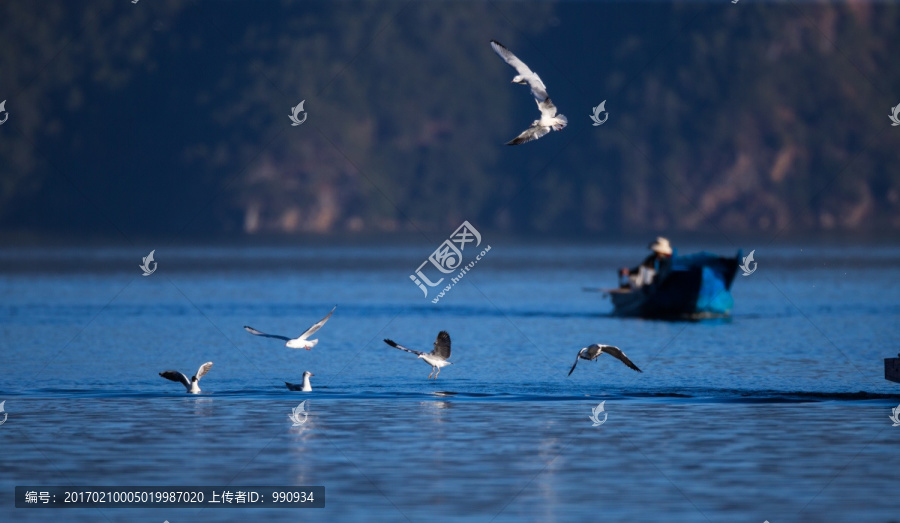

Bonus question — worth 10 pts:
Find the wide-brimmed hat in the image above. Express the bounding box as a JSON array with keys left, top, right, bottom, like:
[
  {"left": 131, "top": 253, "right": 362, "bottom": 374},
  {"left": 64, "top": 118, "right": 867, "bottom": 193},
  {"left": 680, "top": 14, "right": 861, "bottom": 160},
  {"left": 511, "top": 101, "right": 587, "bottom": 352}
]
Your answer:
[{"left": 648, "top": 236, "right": 672, "bottom": 255}]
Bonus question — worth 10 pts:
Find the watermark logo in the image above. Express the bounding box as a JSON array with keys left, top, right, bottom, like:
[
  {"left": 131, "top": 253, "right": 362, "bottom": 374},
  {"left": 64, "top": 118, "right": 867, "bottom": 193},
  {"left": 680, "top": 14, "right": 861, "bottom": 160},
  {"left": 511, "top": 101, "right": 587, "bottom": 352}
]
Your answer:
[
  {"left": 589, "top": 401, "right": 607, "bottom": 427},
  {"left": 409, "top": 221, "right": 492, "bottom": 303},
  {"left": 139, "top": 249, "right": 157, "bottom": 276},
  {"left": 0, "top": 100, "right": 8, "bottom": 125},
  {"left": 289, "top": 400, "right": 309, "bottom": 426},
  {"left": 890, "top": 102, "right": 900, "bottom": 127},
  {"left": 289, "top": 100, "right": 307, "bottom": 126},
  {"left": 589, "top": 100, "right": 608, "bottom": 126},
  {"left": 0, "top": 400, "right": 7, "bottom": 426},
  {"left": 889, "top": 404, "right": 900, "bottom": 426},
  {"left": 740, "top": 249, "right": 757, "bottom": 276}
]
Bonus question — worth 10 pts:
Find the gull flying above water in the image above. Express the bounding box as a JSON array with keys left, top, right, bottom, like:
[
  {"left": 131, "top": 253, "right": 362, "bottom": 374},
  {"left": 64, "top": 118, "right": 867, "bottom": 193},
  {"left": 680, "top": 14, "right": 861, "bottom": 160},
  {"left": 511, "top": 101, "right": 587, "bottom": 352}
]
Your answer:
[
  {"left": 285, "top": 371, "right": 314, "bottom": 392},
  {"left": 490, "top": 39, "right": 567, "bottom": 145},
  {"left": 159, "top": 362, "right": 214, "bottom": 393},
  {"left": 568, "top": 344, "right": 642, "bottom": 376},
  {"left": 383, "top": 331, "right": 453, "bottom": 379},
  {"left": 244, "top": 306, "right": 336, "bottom": 350}
]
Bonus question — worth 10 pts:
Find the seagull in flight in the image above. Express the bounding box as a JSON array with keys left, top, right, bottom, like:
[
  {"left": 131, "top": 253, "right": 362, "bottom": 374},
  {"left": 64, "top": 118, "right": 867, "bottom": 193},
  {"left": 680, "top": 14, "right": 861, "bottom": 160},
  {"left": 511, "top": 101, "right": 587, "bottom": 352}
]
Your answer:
[
  {"left": 159, "top": 362, "right": 213, "bottom": 393},
  {"left": 285, "top": 371, "right": 314, "bottom": 392},
  {"left": 244, "top": 306, "right": 336, "bottom": 350},
  {"left": 490, "top": 39, "right": 567, "bottom": 145},
  {"left": 383, "top": 331, "right": 453, "bottom": 379},
  {"left": 568, "top": 344, "right": 642, "bottom": 376}
]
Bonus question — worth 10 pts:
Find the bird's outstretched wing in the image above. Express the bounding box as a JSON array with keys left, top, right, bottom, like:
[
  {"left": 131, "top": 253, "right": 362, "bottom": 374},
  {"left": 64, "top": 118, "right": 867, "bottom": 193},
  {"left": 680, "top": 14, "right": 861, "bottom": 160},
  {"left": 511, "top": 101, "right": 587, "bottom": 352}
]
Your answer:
[
  {"left": 159, "top": 370, "right": 190, "bottom": 388},
  {"left": 490, "top": 40, "right": 548, "bottom": 100},
  {"left": 567, "top": 352, "right": 581, "bottom": 376},
  {"left": 298, "top": 306, "right": 336, "bottom": 340},
  {"left": 195, "top": 361, "right": 214, "bottom": 380},
  {"left": 567, "top": 348, "right": 586, "bottom": 376},
  {"left": 506, "top": 123, "right": 550, "bottom": 146},
  {"left": 243, "top": 326, "right": 291, "bottom": 341},
  {"left": 602, "top": 346, "right": 643, "bottom": 372},
  {"left": 431, "top": 331, "right": 451, "bottom": 360},
  {"left": 383, "top": 339, "right": 424, "bottom": 355},
  {"left": 490, "top": 40, "right": 535, "bottom": 78}
]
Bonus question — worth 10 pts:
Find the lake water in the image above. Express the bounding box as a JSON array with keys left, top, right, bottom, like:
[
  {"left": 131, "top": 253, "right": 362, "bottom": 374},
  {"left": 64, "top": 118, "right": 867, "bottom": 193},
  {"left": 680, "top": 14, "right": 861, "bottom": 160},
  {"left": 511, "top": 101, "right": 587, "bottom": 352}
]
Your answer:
[{"left": 1, "top": 244, "right": 899, "bottom": 522}]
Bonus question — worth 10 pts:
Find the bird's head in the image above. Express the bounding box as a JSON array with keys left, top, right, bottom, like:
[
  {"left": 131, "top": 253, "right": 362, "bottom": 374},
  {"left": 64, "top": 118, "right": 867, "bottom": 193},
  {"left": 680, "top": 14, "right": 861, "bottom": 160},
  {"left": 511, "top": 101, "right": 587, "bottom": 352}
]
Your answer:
[
  {"left": 417, "top": 354, "right": 426, "bottom": 360},
  {"left": 191, "top": 376, "right": 199, "bottom": 383},
  {"left": 303, "top": 371, "right": 315, "bottom": 378},
  {"left": 512, "top": 75, "right": 527, "bottom": 85}
]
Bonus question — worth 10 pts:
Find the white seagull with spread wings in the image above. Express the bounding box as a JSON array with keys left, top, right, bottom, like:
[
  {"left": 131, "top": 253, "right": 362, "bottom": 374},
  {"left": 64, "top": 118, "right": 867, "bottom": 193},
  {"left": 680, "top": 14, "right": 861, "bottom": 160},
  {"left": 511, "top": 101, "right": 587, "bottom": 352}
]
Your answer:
[
  {"left": 383, "top": 331, "right": 453, "bottom": 379},
  {"left": 244, "top": 306, "right": 336, "bottom": 350},
  {"left": 568, "top": 344, "right": 642, "bottom": 376},
  {"left": 159, "top": 362, "right": 213, "bottom": 393},
  {"left": 490, "top": 39, "right": 567, "bottom": 145}
]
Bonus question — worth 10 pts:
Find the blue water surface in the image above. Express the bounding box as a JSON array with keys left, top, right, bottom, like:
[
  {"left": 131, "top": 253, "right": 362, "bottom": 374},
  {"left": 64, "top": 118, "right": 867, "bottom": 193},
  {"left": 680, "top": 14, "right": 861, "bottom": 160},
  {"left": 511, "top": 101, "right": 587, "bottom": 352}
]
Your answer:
[{"left": 1, "top": 244, "right": 899, "bottom": 522}]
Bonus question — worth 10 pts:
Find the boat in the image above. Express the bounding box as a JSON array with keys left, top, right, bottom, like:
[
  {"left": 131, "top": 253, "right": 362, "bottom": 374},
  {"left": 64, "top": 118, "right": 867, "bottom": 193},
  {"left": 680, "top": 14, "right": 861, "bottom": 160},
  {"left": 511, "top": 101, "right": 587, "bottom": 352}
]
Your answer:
[{"left": 603, "top": 250, "right": 742, "bottom": 320}]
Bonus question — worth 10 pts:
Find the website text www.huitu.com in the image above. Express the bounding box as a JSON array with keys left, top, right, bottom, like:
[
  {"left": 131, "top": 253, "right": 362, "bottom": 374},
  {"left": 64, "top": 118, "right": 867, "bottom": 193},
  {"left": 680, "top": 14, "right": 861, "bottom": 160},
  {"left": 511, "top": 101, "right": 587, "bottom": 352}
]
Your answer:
[{"left": 431, "top": 245, "right": 492, "bottom": 304}]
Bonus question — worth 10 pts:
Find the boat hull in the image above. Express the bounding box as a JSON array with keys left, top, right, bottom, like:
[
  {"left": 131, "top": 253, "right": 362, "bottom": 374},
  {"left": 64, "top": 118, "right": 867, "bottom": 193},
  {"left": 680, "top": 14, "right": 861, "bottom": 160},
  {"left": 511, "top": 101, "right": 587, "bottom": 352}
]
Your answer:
[{"left": 608, "top": 251, "right": 741, "bottom": 320}]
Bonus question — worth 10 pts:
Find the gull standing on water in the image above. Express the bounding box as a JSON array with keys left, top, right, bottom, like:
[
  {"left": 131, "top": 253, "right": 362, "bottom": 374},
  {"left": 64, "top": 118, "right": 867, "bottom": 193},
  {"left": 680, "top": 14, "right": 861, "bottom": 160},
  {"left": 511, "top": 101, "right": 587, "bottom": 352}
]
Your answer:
[
  {"left": 159, "top": 362, "right": 214, "bottom": 393},
  {"left": 244, "top": 306, "right": 336, "bottom": 350},
  {"left": 383, "top": 331, "right": 453, "bottom": 379},
  {"left": 568, "top": 344, "right": 642, "bottom": 376},
  {"left": 285, "top": 371, "right": 314, "bottom": 392},
  {"left": 490, "top": 39, "right": 567, "bottom": 145}
]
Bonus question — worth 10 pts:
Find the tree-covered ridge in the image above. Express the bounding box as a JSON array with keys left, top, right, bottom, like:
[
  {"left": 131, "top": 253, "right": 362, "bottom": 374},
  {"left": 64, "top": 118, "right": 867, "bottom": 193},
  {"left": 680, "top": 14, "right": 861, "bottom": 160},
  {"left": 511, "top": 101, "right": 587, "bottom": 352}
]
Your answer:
[{"left": 0, "top": 1, "right": 897, "bottom": 239}]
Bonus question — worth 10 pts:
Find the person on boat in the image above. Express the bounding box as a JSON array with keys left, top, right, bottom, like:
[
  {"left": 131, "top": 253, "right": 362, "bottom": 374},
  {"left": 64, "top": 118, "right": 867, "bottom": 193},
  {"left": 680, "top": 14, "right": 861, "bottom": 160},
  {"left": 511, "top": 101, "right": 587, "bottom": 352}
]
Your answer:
[{"left": 619, "top": 236, "right": 673, "bottom": 289}]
